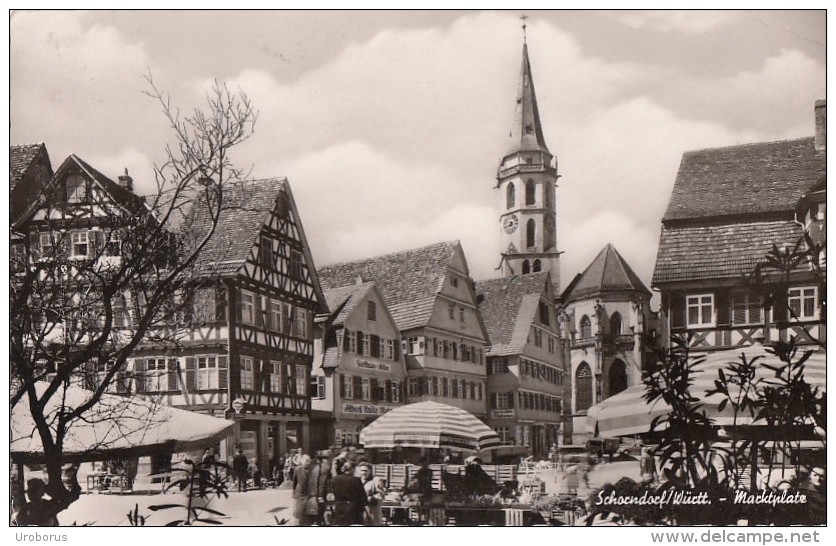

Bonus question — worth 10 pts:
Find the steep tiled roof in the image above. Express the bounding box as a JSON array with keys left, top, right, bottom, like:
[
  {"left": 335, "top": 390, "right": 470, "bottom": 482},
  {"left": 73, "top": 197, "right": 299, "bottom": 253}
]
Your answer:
[
  {"left": 652, "top": 220, "right": 808, "bottom": 285},
  {"left": 70, "top": 155, "right": 149, "bottom": 215},
  {"left": 317, "top": 241, "right": 460, "bottom": 331},
  {"left": 10, "top": 143, "right": 47, "bottom": 191},
  {"left": 476, "top": 272, "right": 549, "bottom": 356},
  {"left": 188, "top": 178, "right": 285, "bottom": 277},
  {"left": 323, "top": 282, "right": 375, "bottom": 327},
  {"left": 563, "top": 244, "right": 650, "bottom": 302},
  {"left": 663, "top": 137, "right": 825, "bottom": 221}
]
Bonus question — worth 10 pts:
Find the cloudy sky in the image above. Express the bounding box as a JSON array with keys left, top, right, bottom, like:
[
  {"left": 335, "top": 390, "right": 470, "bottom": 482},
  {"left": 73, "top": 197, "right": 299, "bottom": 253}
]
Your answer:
[{"left": 9, "top": 10, "right": 826, "bottom": 306}]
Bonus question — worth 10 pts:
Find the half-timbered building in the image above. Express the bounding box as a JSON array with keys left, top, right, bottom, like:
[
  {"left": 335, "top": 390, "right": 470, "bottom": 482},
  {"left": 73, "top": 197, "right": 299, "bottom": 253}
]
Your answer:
[
  {"left": 10, "top": 143, "right": 53, "bottom": 226},
  {"left": 132, "top": 177, "right": 326, "bottom": 465},
  {"left": 476, "top": 272, "right": 564, "bottom": 456},
  {"left": 311, "top": 281, "right": 408, "bottom": 449},
  {"left": 318, "top": 241, "right": 491, "bottom": 418},
  {"left": 653, "top": 100, "right": 826, "bottom": 353}
]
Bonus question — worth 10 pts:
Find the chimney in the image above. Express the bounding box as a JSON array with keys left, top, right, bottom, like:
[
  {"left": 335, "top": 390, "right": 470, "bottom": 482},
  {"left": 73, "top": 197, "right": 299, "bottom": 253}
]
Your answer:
[
  {"left": 118, "top": 167, "right": 134, "bottom": 193},
  {"left": 814, "top": 100, "right": 826, "bottom": 152}
]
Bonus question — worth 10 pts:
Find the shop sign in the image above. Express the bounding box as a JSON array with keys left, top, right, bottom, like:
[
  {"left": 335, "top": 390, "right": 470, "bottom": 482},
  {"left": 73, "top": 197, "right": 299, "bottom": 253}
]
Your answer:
[
  {"left": 356, "top": 360, "right": 392, "bottom": 372},
  {"left": 492, "top": 409, "right": 515, "bottom": 419},
  {"left": 342, "top": 403, "right": 393, "bottom": 416}
]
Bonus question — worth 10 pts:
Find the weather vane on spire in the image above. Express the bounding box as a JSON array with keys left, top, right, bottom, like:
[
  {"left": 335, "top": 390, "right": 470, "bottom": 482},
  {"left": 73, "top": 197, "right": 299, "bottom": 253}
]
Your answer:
[{"left": 520, "top": 14, "right": 528, "bottom": 43}]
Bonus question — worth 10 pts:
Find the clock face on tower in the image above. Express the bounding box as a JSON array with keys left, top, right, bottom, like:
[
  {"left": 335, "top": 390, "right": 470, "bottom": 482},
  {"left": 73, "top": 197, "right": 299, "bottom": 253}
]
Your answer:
[
  {"left": 544, "top": 215, "right": 556, "bottom": 233},
  {"left": 503, "top": 214, "right": 519, "bottom": 234}
]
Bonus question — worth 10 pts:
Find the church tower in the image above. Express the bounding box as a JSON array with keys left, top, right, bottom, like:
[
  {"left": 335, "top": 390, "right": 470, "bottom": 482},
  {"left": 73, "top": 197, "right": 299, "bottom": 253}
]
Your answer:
[{"left": 497, "top": 37, "right": 561, "bottom": 292}]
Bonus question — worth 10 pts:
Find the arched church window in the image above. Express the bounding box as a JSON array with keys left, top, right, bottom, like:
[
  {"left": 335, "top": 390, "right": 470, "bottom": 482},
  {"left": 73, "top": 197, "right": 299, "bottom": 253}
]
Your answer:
[
  {"left": 526, "top": 219, "right": 536, "bottom": 248},
  {"left": 532, "top": 259, "right": 541, "bottom": 272},
  {"left": 580, "top": 315, "right": 591, "bottom": 339},
  {"left": 522, "top": 260, "right": 530, "bottom": 274},
  {"left": 506, "top": 183, "right": 515, "bottom": 209},
  {"left": 576, "top": 362, "right": 593, "bottom": 412},
  {"left": 525, "top": 179, "right": 536, "bottom": 205},
  {"left": 610, "top": 312, "right": 622, "bottom": 335}
]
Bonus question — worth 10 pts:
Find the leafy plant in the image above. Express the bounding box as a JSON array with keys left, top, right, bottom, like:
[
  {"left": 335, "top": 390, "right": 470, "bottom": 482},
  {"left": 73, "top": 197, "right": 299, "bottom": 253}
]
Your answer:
[{"left": 146, "top": 458, "right": 230, "bottom": 526}]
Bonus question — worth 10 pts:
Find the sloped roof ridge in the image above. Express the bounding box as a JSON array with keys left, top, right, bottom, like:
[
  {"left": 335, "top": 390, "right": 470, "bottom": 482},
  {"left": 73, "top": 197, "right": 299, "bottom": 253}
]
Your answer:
[
  {"left": 321, "top": 240, "right": 460, "bottom": 271},
  {"left": 681, "top": 136, "right": 814, "bottom": 156}
]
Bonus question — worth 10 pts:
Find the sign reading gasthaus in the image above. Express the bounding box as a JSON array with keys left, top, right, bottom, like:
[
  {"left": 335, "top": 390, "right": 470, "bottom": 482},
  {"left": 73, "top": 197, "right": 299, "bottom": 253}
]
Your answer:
[{"left": 342, "top": 403, "right": 394, "bottom": 416}]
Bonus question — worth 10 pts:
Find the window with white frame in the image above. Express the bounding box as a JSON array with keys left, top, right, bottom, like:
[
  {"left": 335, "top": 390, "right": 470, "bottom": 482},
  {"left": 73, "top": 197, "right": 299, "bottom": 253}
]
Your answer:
[
  {"left": 448, "top": 303, "right": 455, "bottom": 320},
  {"left": 407, "top": 377, "right": 421, "bottom": 396},
  {"left": 378, "top": 337, "right": 386, "bottom": 359},
  {"left": 315, "top": 376, "right": 326, "bottom": 399},
  {"left": 71, "top": 231, "right": 90, "bottom": 258},
  {"left": 345, "top": 330, "right": 357, "bottom": 353},
  {"left": 788, "top": 287, "right": 818, "bottom": 319},
  {"left": 730, "top": 291, "right": 763, "bottom": 325},
  {"left": 361, "top": 377, "right": 371, "bottom": 401},
  {"left": 295, "top": 365, "right": 307, "bottom": 396},
  {"left": 495, "top": 426, "right": 511, "bottom": 444},
  {"left": 197, "top": 356, "right": 219, "bottom": 389},
  {"left": 360, "top": 332, "right": 370, "bottom": 356},
  {"left": 240, "top": 356, "right": 254, "bottom": 390},
  {"left": 268, "top": 361, "right": 281, "bottom": 392},
  {"left": 686, "top": 294, "right": 714, "bottom": 327},
  {"left": 497, "top": 392, "right": 512, "bottom": 409},
  {"left": 408, "top": 336, "right": 424, "bottom": 355},
  {"left": 145, "top": 358, "right": 170, "bottom": 392},
  {"left": 385, "top": 339, "right": 395, "bottom": 360},
  {"left": 459, "top": 306, "right": 465, "bottom": 322},
  {"left": 534, "top": 328, "right": 543, "bottom": 347},
  {"left": 293, "top": 307, "right": 308, "bottom": 338},
  {"left": 239, "top": 290, "right": 255, "bottom": 325},
  {"left": 39, "top": 233, "right": 54, "bottom": 256},
  {"left": 341, "top": 374, "right": 354, "bottom": 399},
  {"left": 65, "top": 176, "right": 86, "bottom": 203},
  {"left": 270, "top": 300, "right": 283, "bottom": 332}
]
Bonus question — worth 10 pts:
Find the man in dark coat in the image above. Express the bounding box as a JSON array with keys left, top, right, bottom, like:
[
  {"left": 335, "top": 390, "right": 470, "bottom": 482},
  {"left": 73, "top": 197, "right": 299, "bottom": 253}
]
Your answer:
[
  {"left": 329, "top": 460, "right": 368, "bottom": 526},
  {"left": 292, "top": 454, "right": 313, "bottom": 525},
  {"left": 232, "top": 447, "right": 249, "bottom": 492}
]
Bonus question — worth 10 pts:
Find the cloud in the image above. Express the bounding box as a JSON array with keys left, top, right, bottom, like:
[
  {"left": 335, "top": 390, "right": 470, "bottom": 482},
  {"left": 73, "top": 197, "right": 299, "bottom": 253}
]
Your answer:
[
  {"left": 612, "top": 10, "right": 737, "bottom": 34},
  {"left": 10, "top": 12, "right": 156, "bottom": 163}
]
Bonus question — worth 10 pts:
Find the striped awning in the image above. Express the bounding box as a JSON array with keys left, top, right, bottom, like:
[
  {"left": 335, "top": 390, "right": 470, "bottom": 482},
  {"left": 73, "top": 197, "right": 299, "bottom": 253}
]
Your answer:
[
  {"left": 587, "top": 347, "right": 826, "bottom": 438},
  {"left": 360, "top": 401, "right": 501, "bottom": 451}
]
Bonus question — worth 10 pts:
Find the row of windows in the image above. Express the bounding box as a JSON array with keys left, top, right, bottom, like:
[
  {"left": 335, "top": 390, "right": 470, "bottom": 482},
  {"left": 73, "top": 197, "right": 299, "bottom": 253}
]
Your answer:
[
  {"left": 238, "top": 289, "right": 309, "bottom": 337},
  {"left": 519, "top": 358, "right": 564, "bottom": 385},
  {"left": 447, "top": 303, "right": 468, "bottom": 322},
  {"left": 403, "top": 336, "right": 484, "bottom": 364},
  {"left": 35, "top": 229, "right": 122, "bottom": 259},
  {"left": 407, "top": 376, "right": 484, "bottom": 400},
  {"left": 239, "top": 357, "right": 307, "bottom": 395},
  {"left": 683, "top": 287, "right": 819, "bottom": 328},
  {"left": 490, "top": 391, "right": 561, "bottom": 414},
  {"left": 339, "top": 374, "right": 403, "bottom": 403},
  {"left": 506, "top": 180, "right": 550, "bottom": 209},
  {"left": 137, "top": 355, "right": 308, "bottom": 395},
  {"left": 135, "top": 355, "right": 229, "bottom": 392},
  {"left": 344, "top": 330, "right": 398, "bottom": 360}
]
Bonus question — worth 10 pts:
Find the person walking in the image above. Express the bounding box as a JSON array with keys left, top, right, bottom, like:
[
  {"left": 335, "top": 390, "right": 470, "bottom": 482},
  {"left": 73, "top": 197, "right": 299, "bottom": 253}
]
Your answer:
[
  {"left": 358, "top": 462, "right": 386, "bottom": 526},
  {"left": 640, "top": 446, "right": 657, "bottom": 483},
  {"left": 329, "top": 460, "right": 368, "bottom": 526},
  {"left": 312, "top": 450, "right": 333, "bottom": 525},
  {"left": 292, "top": 454, "right": 313, "bottom": 526},
  {"left": 232, "top": 447, "right": 249, "bottom": 492}
]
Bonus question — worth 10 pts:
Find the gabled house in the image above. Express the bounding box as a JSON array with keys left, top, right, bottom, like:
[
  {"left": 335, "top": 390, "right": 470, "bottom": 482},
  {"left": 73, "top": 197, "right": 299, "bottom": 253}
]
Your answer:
[
  {"left": 132, "top": 177, "right": 326, "bottom": 464},
  {"left": 10, "top": 143, "right": 53, "bottom": 225},
  {"left": 310, "top": 281, "right": 408, "bottom": 449},
  {"left": 476, "top": 271, "right": 564, "bottom": 456},
  {"left": 558, "top": 243, "right": 655, "bottom": 444},
  {"left": 318, "top": 241, "right": 491, "bottom": 418},
  {"left": 653, "top": 101, "right": 826, "bottom": 353}
]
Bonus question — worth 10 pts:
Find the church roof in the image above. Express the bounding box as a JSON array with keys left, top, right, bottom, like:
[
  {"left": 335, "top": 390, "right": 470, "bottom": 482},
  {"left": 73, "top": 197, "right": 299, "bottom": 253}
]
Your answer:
[
  {"left": 663, "top": 137, "right": 824, "bottom": 222},
  {"left": 563, "top": 244, "right": 650, "bottom": 302},
  {"left": 504, "top": 43, "right": 550, "bottom": 158},
  {"left": 476, "top": 272, "right": 551, "bottom": 356},
  {"left": 318, "top": 241, "right": 461, "bottom": 331}
]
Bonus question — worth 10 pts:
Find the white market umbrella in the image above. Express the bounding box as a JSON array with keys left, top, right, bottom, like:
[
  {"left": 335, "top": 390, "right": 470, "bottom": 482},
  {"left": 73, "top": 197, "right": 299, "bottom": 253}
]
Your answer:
[
  {"left": 586, "top": 347, "right": 826, "bottom": 438},
  {"left": 359, "top": 401, "right": 501, "bottom": 451},
  {"left": 11, "top": 381, "right": 234, "bottom": 464}
]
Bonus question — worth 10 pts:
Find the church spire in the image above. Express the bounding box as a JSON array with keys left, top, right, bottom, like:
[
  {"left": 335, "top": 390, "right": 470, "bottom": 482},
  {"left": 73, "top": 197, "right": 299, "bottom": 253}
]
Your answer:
[{"left": 504, "top": 40, "right": 550, "bottom": 159}]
